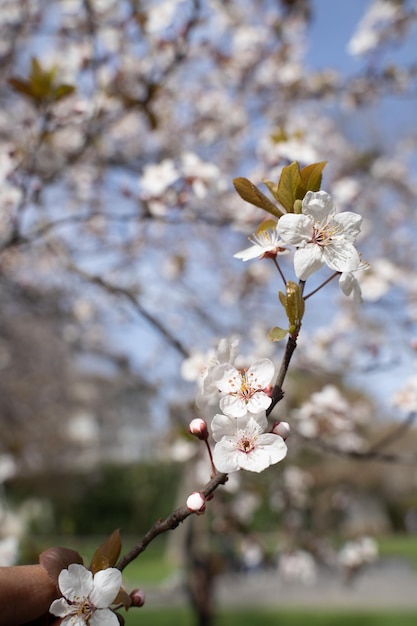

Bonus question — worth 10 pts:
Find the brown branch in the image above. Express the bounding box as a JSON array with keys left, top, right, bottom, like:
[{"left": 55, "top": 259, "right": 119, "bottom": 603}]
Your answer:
[
  {"left": 266, "top": 335, "right": 298, "bottom": 416},
  {"left": 116, "top": 471, "right": 228, "bottom": 572},
  {"left": 68, "top": 264, "right": 190, "bottom": 358}
]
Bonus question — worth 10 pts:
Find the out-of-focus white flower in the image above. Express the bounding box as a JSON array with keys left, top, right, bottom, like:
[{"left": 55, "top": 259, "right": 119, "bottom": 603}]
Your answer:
[
  {"left": 211, "top": 411, "right": 287, "bottom": 473},
  {"left": 339, "top": 536, "right": 378, "bottom": 569},
  {"left": 392, "top": 374, "right": 417, "bottom": 413},
  {"left": 234, "top": 226, "right": 288, "bottom": 262},
  {"left": 277, "top": 191, "right": 362, "bottom": 280},
  {"left": 213, "top": 358, "right": 275, "bottom": 417},
  {"left": 0, "top": 536, "right": 19, "bottom": 566},
  {"left": 279, "top": 550, "right": 317, "bottom": 585},
  {"left": 195, "top": 338, "right": 241, "bottom": 417},
  {"left": 50, "top": 564, "right": 122, "bottom": 626},
  {"left": 139, "top": 159, "right": 179, "bottom": 197},
  {"left": 347, "top": 0, "right": 403, "bottom": 56}
]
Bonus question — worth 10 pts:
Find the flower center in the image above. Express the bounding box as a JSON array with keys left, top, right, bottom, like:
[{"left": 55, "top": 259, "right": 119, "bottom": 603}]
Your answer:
[
  {"left": 229, "top": 369, "right": 263, "bottom": 402},
  {"left": 70, "top": 599, "right": 94, "bottom": 624},
  {"left": 312, "top": 219, "right": 342, "bottom": 247},
  {"left": 236, "top": 429, "right": 257, "bottom": 454}
]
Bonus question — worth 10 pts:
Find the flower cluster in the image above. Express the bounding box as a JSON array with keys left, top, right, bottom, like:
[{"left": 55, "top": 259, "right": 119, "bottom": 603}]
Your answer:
[
  {"left": 235, "top": 190, "right": 366, "bottom": 300},
  {"left": 188, "top": 340, "right": 288, "bottom": 474}
]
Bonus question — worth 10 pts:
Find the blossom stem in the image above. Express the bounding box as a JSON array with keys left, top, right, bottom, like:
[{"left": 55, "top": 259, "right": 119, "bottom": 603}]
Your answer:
[
  {"left": 204, "top": 438, "right": 217, "bottom": 478},
  {"left": 303, "top": 272, "right": 339, "bottom": 300},
  {"left": 267, "top": 335, "right": 298, "bottom": 416},
  {"left": 271, "top": 257, "right": 287, "bottom": 286}
]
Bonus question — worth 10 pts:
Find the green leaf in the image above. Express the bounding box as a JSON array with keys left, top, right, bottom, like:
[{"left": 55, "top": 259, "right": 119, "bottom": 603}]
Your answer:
[
  {"left": 268, "top": 326, "right": 289, "bottom": 342},
  {"left": 233, "top": 177, "right": 283, "bottom": 218},
  {"left": 90, "top": 529, "right": 122, "bottom": 574},
  {"left": 278, "top": 290, "right": 287, "bottom": 309},
  {"left": 276, "top": 162, "right": 304, "bottom": 213},
  {"left": 262, "top": 179, "right": 279, "bottom": 202},
  {"left": 53, "top": 83, "right": 76, "bottom": 101},
  {"left": 7, "top": 77, "right": 34, "bottom": 98},
  {"left": 300, "top": 161, "right": 327, "bottom": 193}
]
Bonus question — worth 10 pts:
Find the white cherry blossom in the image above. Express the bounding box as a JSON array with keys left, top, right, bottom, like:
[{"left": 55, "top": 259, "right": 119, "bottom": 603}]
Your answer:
[
  {"left": 234, "top": 227, "right": 288, "bottom": 261},
  {"left": 49, "top": 563, "right": 122, "bottom": 626},
  {"left": 277, "top": 190, "right": 362, "bottom": 280},
  {"left": 213, "top": 358, "right": 275, "bottom": 417},
  {"left": 211, "top": 411, "right": 287, "bottom": 473}
]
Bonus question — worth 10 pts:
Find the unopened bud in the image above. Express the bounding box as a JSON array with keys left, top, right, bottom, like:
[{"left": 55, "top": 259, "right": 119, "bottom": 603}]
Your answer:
[
  {"left": 189, "top": 418, "right": 208, "bottom": 440},
  {"left": 130, "top": 588, "right": 146, "bottom": 608},
  {"left": 186, "top": 492, "right": 206, "bottom": 515},
  {"left": 272, "top": 421, "right": 290, "bottom": 440}
]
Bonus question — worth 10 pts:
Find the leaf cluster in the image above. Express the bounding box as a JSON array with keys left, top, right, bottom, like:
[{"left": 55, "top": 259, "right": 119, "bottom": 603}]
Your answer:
[
  {"left": 233, "top": 160, "right": 326, "bottom": 217},
  {"left": 8, "top": 57, "right": 76, "bottom": 107}
]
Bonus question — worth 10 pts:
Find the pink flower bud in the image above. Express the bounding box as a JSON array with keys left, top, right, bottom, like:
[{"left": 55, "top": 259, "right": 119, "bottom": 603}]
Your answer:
[
  {"left": 189, "top": 418, "right": 208, "bottom": 440},
  {"left": 130, "top": 588, "right": 146, "bottom": 607},
  {"left": 186, "top": 492, "right": 206, "bottom": 514},
  {"left": 272, "top": 421, "right": 290, "bottom": 440}
]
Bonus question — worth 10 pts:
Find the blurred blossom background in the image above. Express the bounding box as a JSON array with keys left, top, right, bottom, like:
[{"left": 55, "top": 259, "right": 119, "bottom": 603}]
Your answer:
[{"left": 1, "top": 0, "right": 417, "bottom": 622}]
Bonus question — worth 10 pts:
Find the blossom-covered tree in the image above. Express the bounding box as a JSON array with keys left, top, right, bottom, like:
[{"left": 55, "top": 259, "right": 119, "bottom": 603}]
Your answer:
[{"left": 0, "top": 0, "right": 417, "bottom": 624}]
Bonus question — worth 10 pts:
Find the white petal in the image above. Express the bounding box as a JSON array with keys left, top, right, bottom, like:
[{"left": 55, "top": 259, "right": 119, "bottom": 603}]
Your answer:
[
  {"left": 293, "top": 244, "right": 324, "bottom": 280},
  {"left": 213, "top": 439, "right": 241, "bottom": 473},
  {"left": 302, "top": 191, "right": 334, "bottom": 221},
  {"left": 49, "top": 598, "right": 73, "bottom": 618},
  {"left": 333, "top": 212, "right": 362, "bottom": 242},
  {"left": 90, "top": 608, "right": 120, "bottom": 626},
  {"left": 246, "top": 392, "right": 272, "bottom": 414},
  {"left": 220, "top": 394, "right": 248, "bottom": 417},
  {"left": 247, "top": 358, "right": 275, "bottom": 387},
  {"left": 211, "top": 413, "right": 253, "bottom": 441},
  {"left": 212, "top": 363, "right": 240, "bottom": 394},
  {"left": 322, "top": 242, "right": 360, "bottom": 273},
  {"left": 62, "top": 616, "right": 85, "bottom": 626},
  {"left": 234, "top": 244, "right": 268, "bottom": 261},
  {"left": 90, "top": 568, "right": 122, "bottom": 608},
  {"left": 339, "top": 271, "right": 354, "bottom": 296},
  {"left": 58, "top": 564, "right": 92, "bottom": 602},
  {"left": 277, "top": 214, "right": 313, "bottom": 245}
]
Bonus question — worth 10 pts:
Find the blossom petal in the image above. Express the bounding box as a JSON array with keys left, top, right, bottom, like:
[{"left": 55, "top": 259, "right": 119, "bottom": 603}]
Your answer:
[
  {"left": 322, "top": 242, "right": 360, "bottom": 273},
  {"left": 247, "top": 358, "right": 275, "bottom": 388},
  {"left": 211, "top": 413, "right": 260, "bottom": 441},
  {"left": 212, "top": 363, "right": 240, "bottom": 394},
  {"left": 58, "top": 564, "right": 93, "bottom": 602},
  {"left": 90, "top": 608, "right": 120, "bottom": 626},
  {"left": 89, "top": 568, "right": 122, "bottom": 608},
  {"left": 220, "top": 394, "right": 248, "bottom": 417},
  {"left": 277, "top": 214, "right": 313, "bottom": 245},
  {"left": 333, "top": 212, "right": 362, "bottom": 242},
  {"left": 238, "top": 434, "right": 287, "bottom": 472},
  {"left": 213, "top": 439, "right": 242, "bottom": 473},
  {"left": 246, "top": 392, "right": 272, "bottom": 414},
  {"left": 49, "top": 598, "right": 72, "bottom": 618},
  {"left": 293, "top": 244, "right": 324, "bottom": 280},
  {"left": 302, "top": 191, "right": 334, "bottom": 221},
  {"left": 234, "top": 244, "right": 269, "bottom": 261}
]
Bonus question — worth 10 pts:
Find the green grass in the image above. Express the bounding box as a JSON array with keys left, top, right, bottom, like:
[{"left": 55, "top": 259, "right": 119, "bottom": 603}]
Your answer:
[
  {"left": 122, "top": 609, "right": 417, "bottom": 626},
  {"left": 378, "top": 534, "right": 417, "bottom": 570}
]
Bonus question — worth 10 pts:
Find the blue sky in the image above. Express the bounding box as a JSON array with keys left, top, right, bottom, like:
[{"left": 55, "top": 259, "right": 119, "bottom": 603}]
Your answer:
[{"left": 308, "top": 0, "right": 368, "bottom": 74}]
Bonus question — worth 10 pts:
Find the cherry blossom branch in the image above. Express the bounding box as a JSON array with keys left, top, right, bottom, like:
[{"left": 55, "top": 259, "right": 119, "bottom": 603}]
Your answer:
[
  {"left": 67, "top": 263, "right": 190, "bottom": 358},
  {"left": 267, "top": 335, "right": 298, "bottom": 416},
  {"left": 116, "top": 470, "right": 228, "bottom": 572}
]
